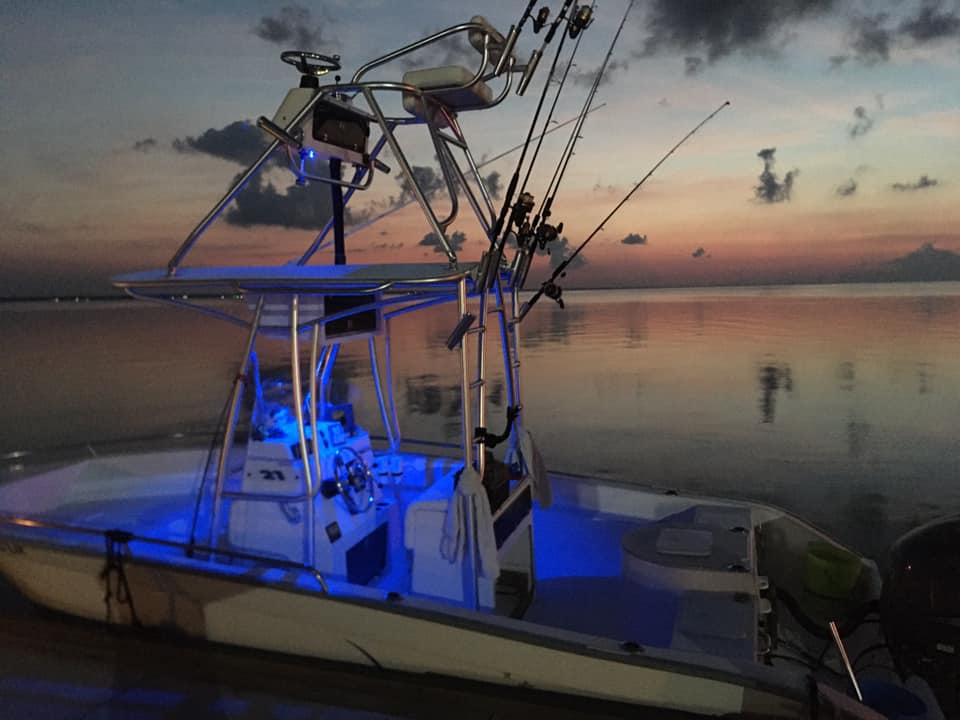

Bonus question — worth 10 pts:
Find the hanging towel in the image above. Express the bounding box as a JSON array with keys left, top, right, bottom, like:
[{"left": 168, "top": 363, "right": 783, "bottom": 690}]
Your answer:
[
  {"left": 440, "top": 466, "right": 500, "bottom": 579},
  {"left": 507, "top": 429, "right": 552, "bottom": 508}
]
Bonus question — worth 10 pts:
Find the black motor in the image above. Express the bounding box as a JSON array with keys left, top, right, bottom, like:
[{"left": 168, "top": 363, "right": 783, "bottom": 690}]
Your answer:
[{"left": 882, "top": 515, "right": 960, "bottom": 716}]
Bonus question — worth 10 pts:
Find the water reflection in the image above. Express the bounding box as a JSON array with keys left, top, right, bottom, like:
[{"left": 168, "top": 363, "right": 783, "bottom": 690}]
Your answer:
[
  {"left": 845, "top": 416, "right": 872, "bottom": 459},
  {"left": 4, "top": 284, "right": 960, "bottom": 560},
  {"left": 837, "top": 361, "right": 856, "bottom": 392},
  {"left": 757, "top": 361, "right": 793, "bottom": 423}
]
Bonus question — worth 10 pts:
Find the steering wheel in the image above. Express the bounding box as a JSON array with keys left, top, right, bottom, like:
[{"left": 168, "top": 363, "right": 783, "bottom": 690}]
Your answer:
[
  {"left": 281, "top": 51, "right": 341, "bottom": 77},
  {"left": 333, "top": 446, "right": 375, "bottom": 514}
]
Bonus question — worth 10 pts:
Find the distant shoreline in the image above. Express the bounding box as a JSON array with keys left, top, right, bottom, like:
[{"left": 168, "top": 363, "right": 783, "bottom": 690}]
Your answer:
[{"left": 4, "top": 278, "right": 960, "bottom": 304}]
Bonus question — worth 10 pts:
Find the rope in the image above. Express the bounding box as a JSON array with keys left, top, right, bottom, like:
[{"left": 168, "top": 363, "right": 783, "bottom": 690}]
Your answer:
[{"left": 100, "top": 529, "right": 142, "bottom": 627}]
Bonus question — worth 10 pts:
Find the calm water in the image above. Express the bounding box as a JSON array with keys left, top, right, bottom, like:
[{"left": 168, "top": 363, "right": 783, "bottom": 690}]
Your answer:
[{"left": 3, "top": 283, "right": 959, "bottom": 561}]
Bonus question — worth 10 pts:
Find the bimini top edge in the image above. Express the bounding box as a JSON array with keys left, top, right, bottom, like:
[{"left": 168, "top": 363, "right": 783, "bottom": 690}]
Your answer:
[{"left": 112, "top": 262, "right": 481, "bottom": 297}]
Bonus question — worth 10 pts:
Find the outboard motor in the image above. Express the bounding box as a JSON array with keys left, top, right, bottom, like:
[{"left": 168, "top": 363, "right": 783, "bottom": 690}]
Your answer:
[{"left": 882, "top": 515, "right": 960, "bottom": 717}]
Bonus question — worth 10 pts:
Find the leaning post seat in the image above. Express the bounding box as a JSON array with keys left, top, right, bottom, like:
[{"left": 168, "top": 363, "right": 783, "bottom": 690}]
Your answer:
[
  {"left": 400, "top": 14, "right": 512, "bottom": 121},
  {"left": 401, "top": 66, "right": 494, "bottom": 120}
]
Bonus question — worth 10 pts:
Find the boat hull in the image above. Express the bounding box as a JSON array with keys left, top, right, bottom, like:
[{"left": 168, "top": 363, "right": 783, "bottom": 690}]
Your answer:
[{"left": 0, "top": 538, "right": 811, "bottom": 718}]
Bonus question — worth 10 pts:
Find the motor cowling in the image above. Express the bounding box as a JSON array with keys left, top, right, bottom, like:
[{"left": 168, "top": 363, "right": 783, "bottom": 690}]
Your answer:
[{"left": 882, "top": 515, "right": 960, "bottom": 717}]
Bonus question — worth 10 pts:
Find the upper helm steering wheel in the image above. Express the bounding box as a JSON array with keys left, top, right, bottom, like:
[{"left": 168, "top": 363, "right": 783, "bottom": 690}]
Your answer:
[{"left": 280, "top": 51, "right": 341, "bottom": 77}]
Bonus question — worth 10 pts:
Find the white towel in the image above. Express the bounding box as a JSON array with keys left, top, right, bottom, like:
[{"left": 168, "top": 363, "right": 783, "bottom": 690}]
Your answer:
[{"left": 440, "top": 466, "right": 500, "bottom": 579}]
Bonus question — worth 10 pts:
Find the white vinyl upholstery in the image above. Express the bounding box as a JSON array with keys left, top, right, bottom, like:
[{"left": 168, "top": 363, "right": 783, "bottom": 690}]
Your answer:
[
  {"left": 402, "top": 65, "right": 494, "bottom": 118},
  {"left": 467, "top": 15, "right": 514, "bottom": 68}
]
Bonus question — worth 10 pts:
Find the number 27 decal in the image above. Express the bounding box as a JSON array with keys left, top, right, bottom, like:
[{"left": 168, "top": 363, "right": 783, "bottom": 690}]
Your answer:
[{"left": 259, "top": 469, "right": 287, "bottom": 481}]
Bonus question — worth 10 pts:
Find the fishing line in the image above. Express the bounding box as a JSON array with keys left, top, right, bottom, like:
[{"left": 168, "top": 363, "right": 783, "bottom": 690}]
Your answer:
[
  {"left": 518, "top": 100, "right": 731, "bottom": 321},
  {"left": 535, "top": 0, "right": 634, "bottom": 232}
]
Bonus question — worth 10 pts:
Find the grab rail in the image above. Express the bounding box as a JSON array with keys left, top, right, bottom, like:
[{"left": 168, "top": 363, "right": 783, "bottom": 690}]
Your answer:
[{"left": 0, "top": 514, "right": 329, "bottom": 593}]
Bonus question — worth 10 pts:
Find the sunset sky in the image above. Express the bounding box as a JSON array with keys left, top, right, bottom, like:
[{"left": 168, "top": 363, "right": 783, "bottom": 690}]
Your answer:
[{"left": 1, "top": 0, "right": 958, "bottom": 296}]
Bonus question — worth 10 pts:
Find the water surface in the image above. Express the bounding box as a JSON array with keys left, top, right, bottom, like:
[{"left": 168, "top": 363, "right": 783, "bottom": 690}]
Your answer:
[{"left": 3, "top": 283, "right": 959, "bottom": 560}]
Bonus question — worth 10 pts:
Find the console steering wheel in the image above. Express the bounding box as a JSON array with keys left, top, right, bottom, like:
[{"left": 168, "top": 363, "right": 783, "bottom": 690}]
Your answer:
[
  {"left": 281, "top": 51, "right": 341, "bottom": 77},
  {"left": 333, "top": 446, "right": 375, "bottom": 514}
]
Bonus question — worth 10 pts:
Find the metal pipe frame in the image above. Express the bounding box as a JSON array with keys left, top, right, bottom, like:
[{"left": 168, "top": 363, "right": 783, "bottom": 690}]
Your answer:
[
  {"left": 368, "top": 337, "right": 396, "bottom": 450},
  {"left": 352, "top": 22, "right": 495, "bottom": 86},
  {"left": 444, "top": 111, "right": 498, "bottom": 229},
  {"left": 425, "top": 115, "right": 461, "bottom": 232},
  {"left": 167, "top": 86, "right": 333, "bottom": 275},
  {"left": 456, "top": 278, "right": 474, "bottom": 472},
  {"left": 309, "top": 323, "right": 324, "bottom": 488},
  {"left": 494, "top": 277, "right": 518, "bottom": 410},
  {"left": 383, "top": 318, "right": 402, "bottom": 452},
  {"left": 361, "top": 85, "right": 457, "bottom": 264},
  {"left": 207, "top": 297, "right": 265, "bottom": 550},
  {"left": 289, "top": 296, "right": 316, "bottom": 568},
  {"left": 320, "top": 343, "right": 340, "bottom": 414},
  {"left": 296, "top": 133, "right": 391, "bottom": 265},
  {"left": 166, "top": 24, "right": 513, "bottom": 274}
]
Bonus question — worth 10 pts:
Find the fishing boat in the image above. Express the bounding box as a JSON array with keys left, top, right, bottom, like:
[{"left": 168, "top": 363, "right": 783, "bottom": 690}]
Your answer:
[{"left": 0, "top": 7, "right": 948, "bottom": 718}]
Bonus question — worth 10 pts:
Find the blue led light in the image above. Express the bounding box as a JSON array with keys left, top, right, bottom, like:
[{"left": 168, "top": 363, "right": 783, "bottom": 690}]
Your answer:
[{"left": 307, "top": 149, "right": 316, "bottom": 160}]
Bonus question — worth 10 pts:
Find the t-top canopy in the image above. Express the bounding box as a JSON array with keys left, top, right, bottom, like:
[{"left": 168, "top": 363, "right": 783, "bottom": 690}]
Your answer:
[{"left": 113, "top": 263, "right": 481, "bottom": 297}]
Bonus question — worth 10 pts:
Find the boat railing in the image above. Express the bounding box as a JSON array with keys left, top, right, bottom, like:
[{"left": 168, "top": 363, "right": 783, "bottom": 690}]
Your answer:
[{"left": 0, "top": 514, "right": 330, "bottom": 594}]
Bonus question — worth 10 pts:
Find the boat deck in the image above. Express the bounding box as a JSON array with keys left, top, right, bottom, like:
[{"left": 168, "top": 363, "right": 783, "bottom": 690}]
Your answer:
[{"left": 0, "top": 447, "right": 766, "bottom": 665}]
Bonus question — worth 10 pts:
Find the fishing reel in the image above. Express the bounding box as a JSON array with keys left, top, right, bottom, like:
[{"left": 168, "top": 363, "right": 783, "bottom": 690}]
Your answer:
[
  {"left": 534, "top": 221, "right": 563, "bottom": 250},
  {"left": 510, "top": 192, "right": 536, "bottom": 231},
  {"left": 568, "top": 5, "right": 594, "bottom": 39},
  {"left": 543, "top": 279, "right": 564, "bottom": 309},
  {"left": 533, "top": 6, "right": 550, "bottom": 32}
]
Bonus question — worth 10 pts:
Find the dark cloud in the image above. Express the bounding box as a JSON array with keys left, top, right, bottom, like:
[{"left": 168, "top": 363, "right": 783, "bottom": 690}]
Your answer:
[
  {"left": 419, "top": 230, "right": 467, "bottom": 254},
  {"left": 754, "top": 147, "right": 798, "bottom": 203},
  {"left": 172, "top": 121, "right": 273, "bottom": 166},
  {"left": 849, "top": 106, "right": 874, "bottom": 139},
  {"left": 396, "top": 165, "right": 445, "bottom": 203},
  {"left": 538, "top": 236, "right": 586, "bottom": 271},
  {"left": 891, "top": 175, "right": 939, "bottom": 192},
  {"left": 836, "top": 178, "right": 858, "bottom": 197},
  {"left": 484, "top": 171, "right": 502, "bottom": 201},
  {"left": 253, "top": 5, "right": 326, "bottom": 49},
  {"left": 132, "top": 138, "right": 157, "bottom": 153},
  {"left": 691, "top": 247, "right": 706, "bottom": 258},
  {"left": 635, "top": 0, "right": 837, "bottom": 68},
  {"left": 570, "top": 58, "right": 630, "bottom": 87},
  {"left": 848, "top": 13, "right": 892, "bottom": 65},
  {"left": 828, "top": 54, "right": 849, "bottom": 69},
  {"left": 684, "top": 56, "right": 705, "bottom": 76},
  {"left": 842, "top": 5, "right": 960, "bottom": 66},
  {"left": 621, "top": 233, "right": 648, "bottom": 245},
  {"left": 898, "top": 3, "right": 960, "bottom": 42},
  {"left": 225, "top": 172, "right": 332, "bottom": 229}
]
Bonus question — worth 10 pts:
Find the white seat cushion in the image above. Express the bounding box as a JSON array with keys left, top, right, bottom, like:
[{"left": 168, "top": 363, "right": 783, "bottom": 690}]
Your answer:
[
  {"left": 468, "top": 15, "right": 513, "bottom": 68},
  {"left": 402, "top": 65, "right": 494, "bottom": 118}
]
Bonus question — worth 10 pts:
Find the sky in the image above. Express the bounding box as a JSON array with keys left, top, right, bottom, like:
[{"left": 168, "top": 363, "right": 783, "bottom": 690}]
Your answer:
[{"left": 1, "top": 0, "right": 958, "bottom": 296}]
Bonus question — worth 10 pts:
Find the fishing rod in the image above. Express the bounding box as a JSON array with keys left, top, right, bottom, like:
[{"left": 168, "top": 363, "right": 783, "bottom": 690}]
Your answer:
[
  {"left": 480, "top": 0, "right": 592, "bottom": 290},
  {"left": 494, "top": 0, "right": 538, "bottom": 76},
  {"left": 517, "top": 100, "right": 731, "bottom": 322},
  {"left": 513, "top": 0, "right": 634, "bottom": 289},
  {"left": 301, "top": 105, "right": 606, "bottom": 256},
  {"left": 517, "top": 1, "right": 594, "bottom": 198}
]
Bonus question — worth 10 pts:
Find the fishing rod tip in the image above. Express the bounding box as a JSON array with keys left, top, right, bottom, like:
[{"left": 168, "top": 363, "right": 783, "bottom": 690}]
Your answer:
[{"left": 723, "top": 100, "right": 731, "bottom": 106}]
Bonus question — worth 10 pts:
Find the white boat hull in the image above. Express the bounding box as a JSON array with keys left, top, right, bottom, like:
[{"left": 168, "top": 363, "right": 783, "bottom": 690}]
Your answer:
[{"left": 0, "top": 538, "right": 811, "bottom": 717}]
